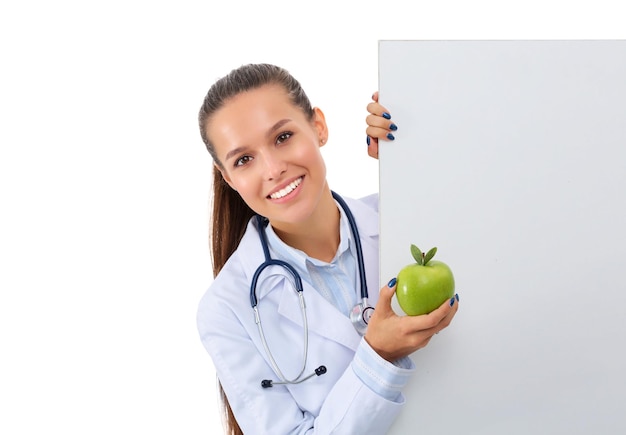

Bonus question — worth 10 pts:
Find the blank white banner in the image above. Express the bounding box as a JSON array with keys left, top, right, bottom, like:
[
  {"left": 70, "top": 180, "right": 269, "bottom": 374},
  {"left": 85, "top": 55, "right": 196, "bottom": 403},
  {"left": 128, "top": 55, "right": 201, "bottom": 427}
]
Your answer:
[{"left": 379, "top": 40, "right": 626, "bottom": 435}]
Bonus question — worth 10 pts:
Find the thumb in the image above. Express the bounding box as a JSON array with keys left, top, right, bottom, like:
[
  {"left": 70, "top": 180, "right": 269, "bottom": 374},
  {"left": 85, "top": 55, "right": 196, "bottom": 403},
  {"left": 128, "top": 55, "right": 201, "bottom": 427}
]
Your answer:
[{"left": 375, "top": 277, "right": 397, "bottom": 313}]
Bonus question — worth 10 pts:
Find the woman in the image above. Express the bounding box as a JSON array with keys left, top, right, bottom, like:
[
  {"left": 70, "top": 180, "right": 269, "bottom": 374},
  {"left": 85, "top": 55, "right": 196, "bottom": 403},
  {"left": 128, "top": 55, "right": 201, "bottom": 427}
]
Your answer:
[{"left": 197, "top": 64, "right": 459, "bottom": 434}]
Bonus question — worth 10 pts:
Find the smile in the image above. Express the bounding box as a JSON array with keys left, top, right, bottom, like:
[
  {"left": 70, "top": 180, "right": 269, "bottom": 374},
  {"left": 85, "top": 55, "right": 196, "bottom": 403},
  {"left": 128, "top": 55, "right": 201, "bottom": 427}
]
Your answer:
[{"left": 268, "top": 177, "right": 302, "bottom": 200}]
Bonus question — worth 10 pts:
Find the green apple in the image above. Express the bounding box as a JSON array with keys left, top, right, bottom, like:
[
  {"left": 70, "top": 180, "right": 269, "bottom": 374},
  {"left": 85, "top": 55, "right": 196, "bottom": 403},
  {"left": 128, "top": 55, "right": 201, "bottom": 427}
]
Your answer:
[{"left": 396, "top": 245, "right": 455, "bottom": 316}]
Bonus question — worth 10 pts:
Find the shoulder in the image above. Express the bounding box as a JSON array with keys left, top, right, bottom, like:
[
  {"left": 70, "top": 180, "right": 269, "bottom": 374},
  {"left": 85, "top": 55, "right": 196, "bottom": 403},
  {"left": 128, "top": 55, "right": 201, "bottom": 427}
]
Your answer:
[
  {"left": 356, "top": 192, "right": 379, "bottom": 212},
  {"left": 341, "top": 192, "right": 379, "bottom": 212},
  {"left": 339, "top": 192, "right": 379, "bottom": 239}
]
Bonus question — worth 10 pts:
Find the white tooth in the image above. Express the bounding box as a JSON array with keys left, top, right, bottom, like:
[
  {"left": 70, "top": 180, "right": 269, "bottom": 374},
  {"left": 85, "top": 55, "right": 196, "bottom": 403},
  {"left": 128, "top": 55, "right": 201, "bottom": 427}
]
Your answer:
[{"left": 270, "top": 177, "right": 302, "bottom": 199}]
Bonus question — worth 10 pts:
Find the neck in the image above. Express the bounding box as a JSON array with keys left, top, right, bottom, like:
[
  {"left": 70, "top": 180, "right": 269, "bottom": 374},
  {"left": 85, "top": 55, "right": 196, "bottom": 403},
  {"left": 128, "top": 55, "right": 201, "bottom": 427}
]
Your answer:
[{"left": 272, "top": 186, "right": 340, "bottom": 262}]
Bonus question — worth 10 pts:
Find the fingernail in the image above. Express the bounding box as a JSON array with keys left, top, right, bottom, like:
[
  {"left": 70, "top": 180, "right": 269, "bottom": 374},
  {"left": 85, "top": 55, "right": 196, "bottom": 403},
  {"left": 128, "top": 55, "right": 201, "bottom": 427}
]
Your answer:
[
  {"left": 390, "top": 123, "right": 398, "bottom": 131},
  {"left": 387, "top": 277, "right": 397, "bottom": 288},
  {"left": 449, "top": 297, "right": 455, "bottom": 307},
  {"left": 455, "top": 293, "right": 460, "bottom": 302},
  {"left": 382, "top": 112, "right": 391, "bottom": 119},
  {"left": 386, "top": 133, "right": 395, "bottom": 140},
  {"left": 366, "top": 135, "right": 370, "bottom": 146}
]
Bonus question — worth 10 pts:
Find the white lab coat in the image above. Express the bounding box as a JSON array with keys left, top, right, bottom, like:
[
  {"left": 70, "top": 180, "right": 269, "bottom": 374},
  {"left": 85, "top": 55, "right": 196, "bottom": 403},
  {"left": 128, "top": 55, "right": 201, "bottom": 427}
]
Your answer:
[{"left": 197, "top": 195, "right": 406, "bottom": 434}]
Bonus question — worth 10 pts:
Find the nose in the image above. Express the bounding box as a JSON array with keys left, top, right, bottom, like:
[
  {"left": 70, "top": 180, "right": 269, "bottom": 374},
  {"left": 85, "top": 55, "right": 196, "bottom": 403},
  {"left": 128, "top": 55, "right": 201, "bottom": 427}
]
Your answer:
[{"left": 262, "top": 151, "right": 287, "bottom": 181}]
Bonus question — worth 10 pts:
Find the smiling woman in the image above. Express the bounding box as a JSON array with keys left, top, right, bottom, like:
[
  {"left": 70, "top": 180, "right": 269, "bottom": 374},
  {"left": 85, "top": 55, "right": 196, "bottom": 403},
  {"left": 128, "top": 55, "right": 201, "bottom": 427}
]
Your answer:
[
  {"left": 195, "top": 63, "right": 459, "bottom": 435},
  {"left": 207, "top": 84, "right": 333, "bottom": 238}
]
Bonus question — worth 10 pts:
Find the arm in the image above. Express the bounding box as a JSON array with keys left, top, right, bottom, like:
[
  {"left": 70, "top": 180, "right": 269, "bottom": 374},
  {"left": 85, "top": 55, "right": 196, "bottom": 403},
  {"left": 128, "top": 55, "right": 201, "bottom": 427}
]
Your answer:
[
  {"left": 364, "top": 93, "right": 460, "bottom": 360},
  {"left": 198, "top": 275, "right": 421, "bottom": 434}
]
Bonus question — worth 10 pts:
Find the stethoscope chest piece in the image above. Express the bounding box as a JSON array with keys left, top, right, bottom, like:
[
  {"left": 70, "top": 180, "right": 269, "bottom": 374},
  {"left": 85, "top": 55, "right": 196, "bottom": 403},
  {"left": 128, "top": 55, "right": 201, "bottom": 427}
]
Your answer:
[{"left": 350, "top": 300, "right": 375, "bottom": 336}]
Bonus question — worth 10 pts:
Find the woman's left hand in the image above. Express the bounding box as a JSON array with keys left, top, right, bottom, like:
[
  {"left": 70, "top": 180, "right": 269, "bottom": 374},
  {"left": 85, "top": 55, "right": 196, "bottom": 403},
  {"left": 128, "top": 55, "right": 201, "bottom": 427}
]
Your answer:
[{"left": 366, "top": 91, "right": 397, "bottom": 159}]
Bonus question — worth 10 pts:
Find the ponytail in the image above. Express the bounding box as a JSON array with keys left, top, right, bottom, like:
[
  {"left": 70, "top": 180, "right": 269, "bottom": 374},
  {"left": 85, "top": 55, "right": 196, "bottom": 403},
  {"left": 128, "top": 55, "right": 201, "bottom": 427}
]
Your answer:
[
  {"left": 210, "top": 166, "right": 255, "bottom": 277},
  {"left": 198, "top": 63, "right": 313, "bottom": 435}
]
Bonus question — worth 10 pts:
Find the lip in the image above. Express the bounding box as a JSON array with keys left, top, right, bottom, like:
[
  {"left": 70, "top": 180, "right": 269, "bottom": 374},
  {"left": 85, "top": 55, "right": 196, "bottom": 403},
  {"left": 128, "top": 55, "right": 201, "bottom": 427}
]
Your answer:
[{"left": 266, "top": 176, "right": 304, "bottom": 201}]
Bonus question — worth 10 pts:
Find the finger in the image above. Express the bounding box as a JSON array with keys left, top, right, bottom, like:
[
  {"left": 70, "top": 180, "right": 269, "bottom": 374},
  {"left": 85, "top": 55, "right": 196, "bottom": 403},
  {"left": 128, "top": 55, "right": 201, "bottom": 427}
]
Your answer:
[
  {"left": 437, "top": 309, "right": 457, "bottom": 332},
  {"left": 367, "top": 136, "right": 379, "bottom": 159},
  {"left": 366, "top": 101, "right": 391, "bottom": 118},
  {"left": 366, "top": 111, "right": 397, "bottom": 142},
  {"left": 434, "top": 294, "right": 460, "bottom": 333},
  {"left": 366, "top": 125, "right": 396, "bottom": 142},
  {"left": 404, "top": 296, "right": 455, "bottom": 331},
  {"left": 366, "top": 113, "right": 395, "bottom": 130},
  {"left": 372, "top": 91, "right": 379, "bottom": 102}
]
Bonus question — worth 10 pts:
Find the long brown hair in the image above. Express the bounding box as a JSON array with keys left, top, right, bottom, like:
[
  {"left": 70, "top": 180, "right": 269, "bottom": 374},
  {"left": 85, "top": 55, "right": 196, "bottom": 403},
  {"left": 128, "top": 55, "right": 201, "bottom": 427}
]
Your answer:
[{"left": 198, "top": 63, "right": 314, "bottom": 435}]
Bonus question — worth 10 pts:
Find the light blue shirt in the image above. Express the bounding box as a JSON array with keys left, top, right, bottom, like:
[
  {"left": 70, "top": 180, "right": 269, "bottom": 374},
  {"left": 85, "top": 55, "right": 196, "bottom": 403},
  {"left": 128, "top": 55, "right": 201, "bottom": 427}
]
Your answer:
[{"left": 265, "top": 200, "right": 414, "bottom": 402}]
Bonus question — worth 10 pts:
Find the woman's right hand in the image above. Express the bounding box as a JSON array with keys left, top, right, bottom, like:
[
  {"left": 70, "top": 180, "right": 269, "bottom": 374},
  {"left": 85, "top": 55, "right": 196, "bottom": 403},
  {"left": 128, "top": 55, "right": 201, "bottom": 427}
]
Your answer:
[
  {"left": 366, "top": 91, "right": 398, "bottom": 160},
  {"left": 364, "top": 278, "right": 459, "bottom": 362}
]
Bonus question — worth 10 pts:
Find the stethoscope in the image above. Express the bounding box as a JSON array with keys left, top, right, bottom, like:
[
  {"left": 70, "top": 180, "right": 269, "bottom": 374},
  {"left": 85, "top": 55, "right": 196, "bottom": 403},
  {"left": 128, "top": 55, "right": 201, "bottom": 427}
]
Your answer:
[{"left": 251, "top": 191, "right": 373, "bottom": 388}]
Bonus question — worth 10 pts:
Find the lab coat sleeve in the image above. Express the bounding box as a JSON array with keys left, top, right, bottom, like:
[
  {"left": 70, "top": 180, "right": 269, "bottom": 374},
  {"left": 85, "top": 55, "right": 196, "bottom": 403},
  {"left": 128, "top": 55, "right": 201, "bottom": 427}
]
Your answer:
[
  {"left": 198, "top": 284, "right": 408, "bottom": 435},
  {"left": 311, "top": 362, "right": 407, "bottom": 434},
  {"left": 352, "top": 338, "right": 415, "bottom": 401}
]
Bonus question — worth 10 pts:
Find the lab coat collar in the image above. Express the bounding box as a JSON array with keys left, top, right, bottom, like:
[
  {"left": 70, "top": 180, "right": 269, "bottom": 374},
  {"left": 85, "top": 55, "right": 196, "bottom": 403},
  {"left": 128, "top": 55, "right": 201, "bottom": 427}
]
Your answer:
[{"left": 237, "top": 195, "right": 379, "bottom": 275}]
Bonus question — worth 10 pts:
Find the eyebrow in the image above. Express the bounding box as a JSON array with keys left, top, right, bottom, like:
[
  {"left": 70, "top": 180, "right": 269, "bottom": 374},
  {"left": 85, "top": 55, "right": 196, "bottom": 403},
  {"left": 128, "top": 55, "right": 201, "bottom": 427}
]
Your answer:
[{"left": 224, "top": 118, "right": 292, "bottom": 162}]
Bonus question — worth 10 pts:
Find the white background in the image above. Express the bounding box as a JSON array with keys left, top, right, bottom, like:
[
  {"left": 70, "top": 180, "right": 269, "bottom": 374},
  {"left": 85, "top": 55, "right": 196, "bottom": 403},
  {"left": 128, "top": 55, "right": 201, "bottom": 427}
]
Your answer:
[{"left": 0, "top": 1, "right": 624, "bottom": 433}]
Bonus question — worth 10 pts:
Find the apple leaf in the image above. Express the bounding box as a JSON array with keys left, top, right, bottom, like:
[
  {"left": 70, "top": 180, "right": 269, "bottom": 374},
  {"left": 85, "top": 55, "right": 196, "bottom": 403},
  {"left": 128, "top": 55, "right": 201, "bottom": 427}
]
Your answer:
[
  {"left": 410, "top": 244, "right": 424, "bottom": 265},
  {"left": 423, "top": 247, "right": 437, "bottom": 265}
]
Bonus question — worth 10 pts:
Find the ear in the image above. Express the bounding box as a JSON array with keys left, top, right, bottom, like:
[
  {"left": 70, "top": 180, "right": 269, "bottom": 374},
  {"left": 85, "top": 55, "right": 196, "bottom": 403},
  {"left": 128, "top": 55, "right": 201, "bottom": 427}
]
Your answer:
[
  {"left": 312, "top": 107, "right": 329, "bottom": 147},
  {"left": 214, "top": 162, "right": 236, "bottom": 191}
]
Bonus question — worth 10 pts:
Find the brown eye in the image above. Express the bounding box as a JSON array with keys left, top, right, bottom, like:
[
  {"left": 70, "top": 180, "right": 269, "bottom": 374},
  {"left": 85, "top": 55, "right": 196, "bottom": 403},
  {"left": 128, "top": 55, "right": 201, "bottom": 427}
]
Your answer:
[
  {"left": 235, "top": 155, "right": 253, "bottom": 167},
  {"left": 276, "top": 131, "right": 293, "bottom": 144}
]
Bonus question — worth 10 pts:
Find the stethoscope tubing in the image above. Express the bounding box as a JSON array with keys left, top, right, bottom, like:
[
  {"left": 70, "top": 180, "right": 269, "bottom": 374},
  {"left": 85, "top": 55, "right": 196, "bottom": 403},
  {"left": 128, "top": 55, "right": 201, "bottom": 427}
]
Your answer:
[
  {"left": 331, "top": 192, "right": 368, "bottom": 301},
  {"left": 249, "top": 191, "right": 368, "bottom": 309},
  {"left": 249, "top": 191, "right": 369, "bottom": 387}
]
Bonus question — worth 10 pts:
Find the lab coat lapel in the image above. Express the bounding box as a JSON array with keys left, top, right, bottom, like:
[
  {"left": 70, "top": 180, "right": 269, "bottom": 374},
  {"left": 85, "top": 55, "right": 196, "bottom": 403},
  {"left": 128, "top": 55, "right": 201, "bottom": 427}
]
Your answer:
[
  {"left": 277, "top": 279, "right": 362, "bottom": 351},
  {"left": 276, "top": 195, "right": 382, "bottom": 351}
]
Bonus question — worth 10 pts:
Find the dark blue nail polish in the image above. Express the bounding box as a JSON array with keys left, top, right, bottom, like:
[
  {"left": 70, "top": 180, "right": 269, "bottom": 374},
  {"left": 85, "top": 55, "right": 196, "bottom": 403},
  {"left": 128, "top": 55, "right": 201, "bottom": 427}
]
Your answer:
[
  {"left": 382, "top": 112, "right": 391, "bottom": 119},
  {"left": 366, "top": 136, "right": 370, "bottom": 146},
  {"left": 387, "top": 277, "right": 397, "bottom": 288},
  {"left": 390, "top": 123, "right": 398, "bottom": 131},
  {"left": 387, "top": 133, "right": 395, "bottom": 140},
  {"left": 450, "top": 297, "right": 456, "bottom": 307},
  {"left": 455, "top": 293, "right": 460, "bottom": 302}
]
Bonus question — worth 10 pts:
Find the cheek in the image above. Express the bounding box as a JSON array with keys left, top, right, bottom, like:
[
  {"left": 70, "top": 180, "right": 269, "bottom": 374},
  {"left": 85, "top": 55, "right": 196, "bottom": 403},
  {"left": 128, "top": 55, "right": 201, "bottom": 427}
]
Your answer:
[
  {"left": 227, "top": 171, "right": 262, "bottom": 199},
  {"left": 303, "top": 145, "right": 326, "bottom": 175}
]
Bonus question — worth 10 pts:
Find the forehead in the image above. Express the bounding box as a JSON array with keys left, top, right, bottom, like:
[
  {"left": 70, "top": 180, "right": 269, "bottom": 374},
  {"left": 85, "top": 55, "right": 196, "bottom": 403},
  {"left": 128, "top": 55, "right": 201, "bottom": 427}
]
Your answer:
[
  {"left": 206, "top": 84, "right": 306, "bottom": 158},
  {"left": 209, "top": 85, "right": 295, "bottom": 132}
]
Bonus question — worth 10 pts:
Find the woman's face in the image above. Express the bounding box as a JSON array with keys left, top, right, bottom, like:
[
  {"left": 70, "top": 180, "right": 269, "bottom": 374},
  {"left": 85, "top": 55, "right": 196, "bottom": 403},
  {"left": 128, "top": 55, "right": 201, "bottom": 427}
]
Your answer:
[{"left": 207, "top": 84, "right": 329, "bottom": 227}]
